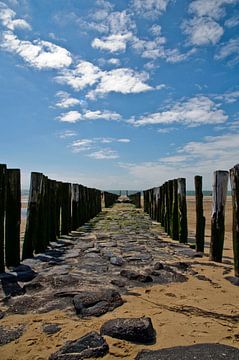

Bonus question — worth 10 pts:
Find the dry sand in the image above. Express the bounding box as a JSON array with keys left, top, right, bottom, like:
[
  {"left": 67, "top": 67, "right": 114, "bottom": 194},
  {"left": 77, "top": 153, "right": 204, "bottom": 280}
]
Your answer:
[{"left": 1, "top": 196, "right": 238, "bottom": 360}]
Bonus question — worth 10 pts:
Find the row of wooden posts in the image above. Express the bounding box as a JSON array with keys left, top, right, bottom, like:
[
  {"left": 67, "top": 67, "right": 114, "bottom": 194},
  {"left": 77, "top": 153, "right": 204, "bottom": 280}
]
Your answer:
[
  {"left": 143, "top": 164, "right": 239, "bottom": 277},
  {"left": 129, "top": 192, "right": 141, "bottom": 208},
  {"left": 0, "top": 165, "right": 118, "bottom": 272}
]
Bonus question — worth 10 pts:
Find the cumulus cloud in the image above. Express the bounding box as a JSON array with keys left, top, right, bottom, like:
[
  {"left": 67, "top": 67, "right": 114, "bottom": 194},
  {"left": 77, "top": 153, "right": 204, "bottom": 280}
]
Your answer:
[
  {"left": 56, "top": 60, "right": 153, "bottom": 98},
  {"left": 87, "top": 67, "right": 153, "bottom": 99},
  {"left": 92, "top": 32, "right": 132, "bottom": 52},
  {"left": 57, "top": 109, "right": 122, "bottom": 123},
  {"left": 182, "top": 17, "right": 224, "bottom": 46},
  {"left": 55, "top": 91, "right": 81, "bottom": 108},
  {"left": 183, "top": 0, "right": 238, "bottom": 46},
  {"left": 215, "top": 37, "right": 239, "bottom": 65},
  {"left": 58, "top": 111, "right": 82, "bottom": 123},
  {"left": 0, "top": 2, "right": 31, "bottom": 30},
  {"left": 129, "top": 96, "right": 228, "bottom": 126},
  {"left": 1, "top": 31, "right": 72, "bottom": 69},
  {"left": 132, "top": 0, "right": 171, "bottom": 18}
]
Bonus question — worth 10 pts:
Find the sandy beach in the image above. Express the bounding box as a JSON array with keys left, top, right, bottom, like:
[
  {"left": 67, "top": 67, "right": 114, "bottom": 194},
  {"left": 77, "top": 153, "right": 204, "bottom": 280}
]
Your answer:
[{"left": 1, "top": 196, "right": 238, "bottom": 360}]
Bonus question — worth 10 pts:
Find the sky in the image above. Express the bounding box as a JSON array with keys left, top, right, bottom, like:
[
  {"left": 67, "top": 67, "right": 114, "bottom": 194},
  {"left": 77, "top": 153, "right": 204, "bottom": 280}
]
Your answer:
[{"left": 0, "top": 0, "right": 239, "bottom": 190}]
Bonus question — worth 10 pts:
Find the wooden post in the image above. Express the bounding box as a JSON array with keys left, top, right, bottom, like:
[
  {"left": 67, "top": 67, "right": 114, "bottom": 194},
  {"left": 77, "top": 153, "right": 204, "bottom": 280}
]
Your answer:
[
  {"left": 61, "top": 182, "right": 71, "bottom": 235},
  {"left": 5, "top": 169, "right": 21, "bottom": 267},
  {"left": 210, "top": 170, "right": 229, "bottom": 262},
  {"left": 22, "top": 172, "right": 43, "bottom": 260},
  {"left": 195, "top": 176, "right": 205, "bottom": 252},
  {"left": 178, "top": 178, "right": 188, "bottom": 243},
  {"left": 171, "top": 179, "right": 179, "bottom": 240},
  {"left": 0, "top": 164, "right": 7, "bottom": 272},
  {"left": 230, "top": 164, "right": 239, "bottom": 276},
  {"left": 35, "top": 175, "right": 48, "bottom": 253},
  {"left": 168, "top": 180, "right": 173, "bottom": 236},
  {"left": 71, "top": 184, "right": 79, "bottom": 230}
]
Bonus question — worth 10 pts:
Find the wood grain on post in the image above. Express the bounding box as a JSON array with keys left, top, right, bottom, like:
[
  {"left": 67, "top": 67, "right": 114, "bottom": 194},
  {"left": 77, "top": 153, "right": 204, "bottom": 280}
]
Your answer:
[
  {"left": 22, "top": 172, "right": 43, "bottom": 260},
  {"left": 5, "top": 169, "right": 21, "bottom": 267},
  {"left": 61, "top": 182, "right": 71, "bottom": 235},
  {"left": 195, "top": 176, "right": 205, "bottom": 252},
  {"left": 171, "top": 179, "right": 179, "bottom": 240},
  {"left": 0, "top": 164, "right": 7, "bottom": 272},
  {"left": 210, "top": 170, "right": 229, "bottom": 262},
  {"left": 35, "top": 175, "right": 48, "bottom": 253},
  {"left": 230, "top": 164, "right": 239, "bottom": 276},
  {"left": 178, "top": 178, "right": 188, "bottom": 243}
]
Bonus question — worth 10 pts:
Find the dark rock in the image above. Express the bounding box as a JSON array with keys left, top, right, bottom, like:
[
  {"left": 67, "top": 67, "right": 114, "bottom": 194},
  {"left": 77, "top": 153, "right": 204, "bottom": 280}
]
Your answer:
[
  {"left": 225, "top": 276, "right": 239, "bottom": 286},
  {"left": 49, "top": 331, "right": 109, "bottom": 359},
  {"left": 0, "top": 280, "right": 25, "bottom": 297},
  {"left": 193, "top": 252, "right": 204, "bottom": 258},
  {"left": 100, "top": 317, "right": 156, "bottom": 344},
  {"left": 153, "top": 262, "right": 164, "bottom": 270},
  {"left": 111, "top": 279, "right": 126, "bottom": 288},
  {"left": 0, "top": 310, "right": 5, "bottom": 319},
  {"left": 135, "top": 343, "right": 239, "bottom": 360},
  {"left": 73, "top": 289, "right": 123, "bottom": 317},
  {"left": 0, "top": 325, "right": 25, "bottom": 345},
  {"left": 110, "top": 256, "right": 124, "bottom": 266},
  {"left": 16, "top": 269, "right": 37, "bottom": 282},
  {"left": 120, "top": 270, "right": 153, "bottom": 283},
  {"left": 43, "top": 324, "right": 61, "bottom": 335}
]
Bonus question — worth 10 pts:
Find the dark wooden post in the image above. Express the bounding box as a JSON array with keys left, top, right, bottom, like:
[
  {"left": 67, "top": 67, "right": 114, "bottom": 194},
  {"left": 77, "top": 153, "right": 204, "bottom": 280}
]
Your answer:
[
  {"left": 210, "top": 170, "right": 229, "bottom": 262},
  {"left": 178, "top": 178, "right": 188, "bottom": 243},
  {"left": 168, "top": 180, "right": 173, "bottom": 236},
  {"left": 195, "top": 176, "right": 205, "bottom": 252},
  {"left": 61, "top": 182, "right": 71, "bottom": 235},
  {"left": 55, "top": 181, "right": 62, "bottom": 237},
  {"left": 35, "top": 175, "right": 48, "bottom": 253},
  {"left": 171, "top": 179, "right": 179, "bottom": 240},
  {"left": 230, "top": 164, "right": 239, "bottom": 277},
  {"left": 5, "top": 169, "right": 21, "bottom": 267},
  {"left": 71, "top": 184, "right": 79, "bottom": 230},
  {"left": 0, "top": 164, "right": 7, "bottom": 272},
  {"left": 22, "top": 172, "right": 43, "bottom": 260},
  {"left": 161, "top": 184, "right": 166, "bottom": 227}
]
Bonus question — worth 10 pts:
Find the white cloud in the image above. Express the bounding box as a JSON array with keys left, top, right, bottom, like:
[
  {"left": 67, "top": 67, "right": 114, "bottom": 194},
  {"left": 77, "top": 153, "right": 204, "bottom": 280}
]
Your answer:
[
  {"left": 58, "top": 130, "right": 77, "bottom": 138},
  {"left": 1, "top": 31, "right": 72, "bottom": 69},
  {"left": 71, "top": 139, "right": 94, "bottom": 152},
  {"left": 157, "top": 127, "right": 177, "bottom": 133},
  {"left": 121, "top": 132, "right": 239, "bottom": 189},
  {"left": 88, "top": 148, "right": 119, "bottom": 159},
  {"left": 215, "top": 90, "right": 239, "bottom": 103},
  {"left": 83, "top": 110, "right": 121, "bottom": 121},
  {"left": 87, "top": 67, "right": 153, "bottom": 99},
  {"left": 215, "top": 37, "right": 239, "bottom": 65},
  {"left": 132, "top": 0, "right": 171, "bottom": 18},
  {"left": 57, "top": 109, "right": 122, "bottom": 123},
  {"left": 189, "top": 0, "right": 238, "bottom": 20},
  {"left": 129, "top": 96, "right": 228, "bottom": 126},
  {"left": 108, "top": 58, "right": 121, "bottom": 66},
  {"left": 225, "top": 15, "right": 239, "bottom": 27},
  {"left": 182, "top": 17, "right": 224, "bottom": 46},
  {"left": 92, "top": 32, "right": 132, "bottom": 52},
  {"left": 55, "top": 60, "right": 102, "bottom": 90},
  {"left": 58, "top": 111, "right": 82, "bottom": 123},
  {"left": 117, "top": 138, "right": 130, "bottom": 143},
  {"left": 0, "top": 2, "right": 31, "bottom": 30},
  {"left": 55, "top": 91, "right": 81, "bottom": 108}
]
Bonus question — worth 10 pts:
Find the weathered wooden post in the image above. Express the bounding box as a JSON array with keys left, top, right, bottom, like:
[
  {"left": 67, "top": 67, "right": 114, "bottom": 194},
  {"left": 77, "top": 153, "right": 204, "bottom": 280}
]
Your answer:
[
  {"left": 230, "top": 164, "right": 239, "bottom": 276},
  {"left": 210, "top": 170, "right": 229, "bottom": 262},
  {"left": 171, "top": 179, "right": 179, "bottom": 240},
  {"left": 195, "top": 176, "right": 205, "bottom": 252},
  {"left": 71, "top": 184, "right": 79, "bottom": 230},
  {"left": 0, "top": 164, "right": 7, "bottom": 272},
  {"left": 168, "top": 180, "right": 173, "bottom": 236},
  {"left": 61, "top": 182, "right": 72, "bottom": 235},
  {"left": 161, "top": 184, "right": 166, "bottom": 227},
  {"left": 22, "top": 172, "right": 43, "bottom": 260},
  {"left": 35, "top": 175, "right": 48, "bottom": 253},
  {"left": 178, "top": 178, "right": 188, "bottom": 243},
  {"left": 5, "top": 169, "right": 21, "bottom": 267}
]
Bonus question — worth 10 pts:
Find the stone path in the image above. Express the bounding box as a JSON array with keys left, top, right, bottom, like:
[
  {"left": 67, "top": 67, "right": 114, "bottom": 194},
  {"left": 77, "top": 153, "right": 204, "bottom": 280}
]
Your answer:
[{"left": 1, "top": 203, "right": 239, "bottom": 359}]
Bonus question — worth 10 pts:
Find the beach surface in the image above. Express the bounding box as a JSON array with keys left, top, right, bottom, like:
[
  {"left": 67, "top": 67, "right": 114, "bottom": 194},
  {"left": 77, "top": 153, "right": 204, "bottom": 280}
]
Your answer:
[{"left": 1, "top": 197, "right": 238, "bottom": 360}]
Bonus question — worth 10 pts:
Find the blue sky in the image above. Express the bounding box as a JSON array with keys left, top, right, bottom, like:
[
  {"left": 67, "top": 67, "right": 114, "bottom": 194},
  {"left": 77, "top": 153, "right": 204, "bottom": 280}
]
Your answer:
[{"left": 0, "top": 0, "right": 239, "bottom": 190}]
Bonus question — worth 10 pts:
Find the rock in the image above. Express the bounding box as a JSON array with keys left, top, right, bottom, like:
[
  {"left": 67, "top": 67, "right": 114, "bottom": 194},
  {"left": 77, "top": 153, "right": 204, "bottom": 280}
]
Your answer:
[
  {"left": 225, "top": 276, "right": 239, "bottom": 286},
  {"left": 120, "top": 270, "right": 153, "bottom": 283},
  {"left": 23, "top": 277, "right": 43, "bottom": 292},
  {"left": 49, "top": 331, "right": 109, "bottom": 359},
  {"left": 0, "top": 280, "right": 25, "bottom": 297},
  {"left": 43, "top": 324, "right": 61, "bottom": 335},
  {"left": 110, "top": 256, "right": 124, "bottom": 266},
  {"left": 73, "top": 289, "right": 123, "bottom": 317},
  {"left": 100, "top": 317, "right": 156, "bottom": 344},
  {"left": 135, "top": 343, "right": 239, "bottom": 360},
  {"left": 193, "top": 252, "right": 204, "bottom": 258},
  {"left": 153, "top": 262, "right": 164, "bottom": 270},
  {"left": 0, "top": 325, "right": 25, "bottom": 345},
  {"left": 111, "top": 279, "right": 126, "bottom": 288},
  {"left": 0, "top": 310, "right": 5, "bottom": 319}
]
